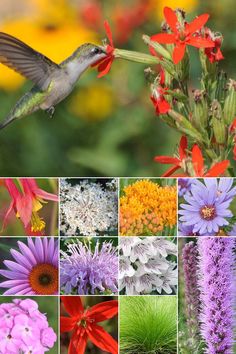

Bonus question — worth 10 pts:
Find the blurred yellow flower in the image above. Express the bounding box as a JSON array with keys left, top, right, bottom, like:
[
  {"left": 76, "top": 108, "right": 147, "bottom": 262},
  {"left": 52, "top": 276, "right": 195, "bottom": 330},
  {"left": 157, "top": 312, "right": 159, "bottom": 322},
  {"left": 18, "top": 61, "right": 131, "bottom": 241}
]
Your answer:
[
  {"left": 152, "top": 0, "right": 197, "bottom": 20},
  {"left": 69, "top": 83, "right": 115, "bottom": 121}
]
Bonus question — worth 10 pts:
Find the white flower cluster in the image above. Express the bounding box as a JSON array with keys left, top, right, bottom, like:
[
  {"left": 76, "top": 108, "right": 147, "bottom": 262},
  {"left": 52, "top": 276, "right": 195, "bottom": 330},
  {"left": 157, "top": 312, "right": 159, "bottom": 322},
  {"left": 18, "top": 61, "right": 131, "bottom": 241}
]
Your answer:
[
  {"left": 119, "top": 237, "right": 177, "bottom": 295},
  {"left": 60, "top": 179, "right": 118, "bottom": 236}
]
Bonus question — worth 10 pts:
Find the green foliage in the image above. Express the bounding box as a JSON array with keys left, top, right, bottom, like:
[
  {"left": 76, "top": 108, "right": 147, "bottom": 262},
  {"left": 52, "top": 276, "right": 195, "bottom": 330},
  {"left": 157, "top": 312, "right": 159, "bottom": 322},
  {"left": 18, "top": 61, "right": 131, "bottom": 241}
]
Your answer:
[{"left": 120, "top": 296, "right": 177, "bottom": 354}]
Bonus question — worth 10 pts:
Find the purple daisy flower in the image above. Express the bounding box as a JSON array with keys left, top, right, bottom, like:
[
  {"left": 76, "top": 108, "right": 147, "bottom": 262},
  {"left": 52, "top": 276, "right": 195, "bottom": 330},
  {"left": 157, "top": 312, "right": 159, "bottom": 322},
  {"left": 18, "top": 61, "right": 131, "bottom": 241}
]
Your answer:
[
  {"left": 0, "top": 238, "right": 58, "bottom": 295},
  {"left": 60, "top": 240, "right": 118, "bottom": 295},
  {"left": 178, "top": 178, "right": 196, "bottom": 197},
  {"left": 178, "top": 222, "right": 216, "bottom": 236},
  {"left": 179, "top": 179, "right": 233, "bottom": 235}
]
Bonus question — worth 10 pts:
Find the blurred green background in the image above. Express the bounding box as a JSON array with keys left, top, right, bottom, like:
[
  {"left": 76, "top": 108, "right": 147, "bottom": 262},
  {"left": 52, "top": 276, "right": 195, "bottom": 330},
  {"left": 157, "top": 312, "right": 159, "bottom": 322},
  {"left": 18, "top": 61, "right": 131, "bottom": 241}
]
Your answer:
[
  {"left": 0, "top": 0, "right": 235, "bottom": 177},
  {"left": 0, "top": 295, "right": 58, "bottom": 353},
  {"left": 60, "top": 295, "right": 118, "bottom": 353}
]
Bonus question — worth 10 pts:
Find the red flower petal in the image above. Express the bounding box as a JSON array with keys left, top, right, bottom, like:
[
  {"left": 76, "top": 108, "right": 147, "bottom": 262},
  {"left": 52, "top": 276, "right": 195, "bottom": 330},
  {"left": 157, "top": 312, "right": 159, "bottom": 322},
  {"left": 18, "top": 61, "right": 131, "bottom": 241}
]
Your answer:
[
  {"left": 88, "top": 324, "right": 118, "bottom": 354},
  {"left": 154, "top": 156, "right": 180, "bottom": 164},
  {"left": 187, "top": 37, "right": 215, "bottom": 48},
  {"left": 192, "top": 144, "right": 204, "bottom": 176},
  {"left": 205, "top": 160, "right": 230, "bottom": 177},
  {"left": 104, "top": 20, "right": 114, "bottom": 47},
  {"left": 186, "top": 14, "right": 210, "bottom": 34},
  {"left": 97, "top": 57, "right": 114, "bottom": 78},
  {"left": 151, "top": 33, "right": 175, "bottom": 44},
  {"left": 61, "top": 296, "right": 84, "bottom": 318},
  {"left": 179, "top": 136, "right": 187, "bottom": 160},
  {"left": 158, "top": 99, "right": 171, "bottom": 114},
  {"left": 163, "top": 7, "right": 178, "bottom": 32},
  {"left": 162, "top": 165, "right": 181, "bottom": 177},
  {"left": 173, "top": 43, "right": 186, "bottom": 64},
  {"left": 88, "top": 300, "right": 118, "bottom": 323},
  {"left": 60, "top": 316, "right": 76, "bottom": 333},
  {"left": 16, "top": 194, "right": 33, "bottom": 227},
  {"left": 69, "top": 328, "right": 88, "bottom": 354},
  {"left": 2, "top": 200, "right": 14, "bottom": 231}
]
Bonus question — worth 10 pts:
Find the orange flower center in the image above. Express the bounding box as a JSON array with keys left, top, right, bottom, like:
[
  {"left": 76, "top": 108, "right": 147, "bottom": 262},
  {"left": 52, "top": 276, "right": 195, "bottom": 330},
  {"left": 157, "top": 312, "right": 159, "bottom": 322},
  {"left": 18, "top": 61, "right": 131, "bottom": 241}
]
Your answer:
[
  {"left": 29, "top": 263, "right": 58, "bottom": 295},
  {"left": 200, "top": 205, "right": 216, "bottom": 220}
]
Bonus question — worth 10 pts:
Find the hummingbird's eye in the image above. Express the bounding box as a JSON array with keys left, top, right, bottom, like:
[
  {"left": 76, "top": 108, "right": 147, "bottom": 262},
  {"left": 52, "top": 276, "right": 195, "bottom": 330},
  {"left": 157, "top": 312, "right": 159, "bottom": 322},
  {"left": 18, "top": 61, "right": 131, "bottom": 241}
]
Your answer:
[{"left": 91, "top": 47, "right": 101, "bottom": 55}]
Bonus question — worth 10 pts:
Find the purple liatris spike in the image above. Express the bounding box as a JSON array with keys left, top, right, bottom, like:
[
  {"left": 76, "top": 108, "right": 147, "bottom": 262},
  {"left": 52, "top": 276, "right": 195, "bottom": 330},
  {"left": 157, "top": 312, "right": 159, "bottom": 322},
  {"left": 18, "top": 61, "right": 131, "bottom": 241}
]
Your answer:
[
  {"left": 198, "top": 237, "right": 235, "bottom": 354},
  {"left": 60, "top": 240, "right": 118, "bottom": 295},
  {"left": 182, "top": 242, "right": 200, "bottom": 336}
]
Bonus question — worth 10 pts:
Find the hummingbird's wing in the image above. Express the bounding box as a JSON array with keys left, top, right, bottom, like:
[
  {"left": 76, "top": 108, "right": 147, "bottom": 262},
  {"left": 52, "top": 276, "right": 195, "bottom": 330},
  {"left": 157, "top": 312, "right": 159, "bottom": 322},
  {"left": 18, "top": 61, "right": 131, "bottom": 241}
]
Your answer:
[{"left": 0, "top": 32, "right": 60, "bottom": 90}]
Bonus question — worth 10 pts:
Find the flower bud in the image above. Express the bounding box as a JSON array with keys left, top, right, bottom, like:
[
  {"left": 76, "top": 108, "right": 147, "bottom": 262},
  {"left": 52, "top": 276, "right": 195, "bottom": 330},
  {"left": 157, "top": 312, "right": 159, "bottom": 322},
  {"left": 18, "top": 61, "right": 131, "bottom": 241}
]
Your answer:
[
  {"left": 223, "top": 79, "right": 236, "bottom": 125},
  {"left": 192, "top": 90, "right": 208, "bottom": 130},
  {"left": 211, "top": 100, "right": 226, "bottom": 144}
]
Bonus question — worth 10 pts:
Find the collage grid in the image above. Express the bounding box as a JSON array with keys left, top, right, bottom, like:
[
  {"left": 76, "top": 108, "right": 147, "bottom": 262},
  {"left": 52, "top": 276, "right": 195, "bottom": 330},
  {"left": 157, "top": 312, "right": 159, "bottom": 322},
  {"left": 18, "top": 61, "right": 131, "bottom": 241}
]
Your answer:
[{"left": 0, "top": 177, "right": 235, "bottom": 353}]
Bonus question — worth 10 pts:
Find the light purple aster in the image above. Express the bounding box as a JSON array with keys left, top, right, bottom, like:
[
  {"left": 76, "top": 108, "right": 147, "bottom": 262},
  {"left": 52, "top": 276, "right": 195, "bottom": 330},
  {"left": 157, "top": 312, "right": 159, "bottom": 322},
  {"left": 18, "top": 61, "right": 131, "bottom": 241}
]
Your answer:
[
  {"left": 178, "top": 178, "right": 196, "bottom": 197},
  {"left": 0, "top": 238, "right": 58, "bottom": 295},
  {"left": 0, "top": 298, "right": 57, "bottom": 354},
  {"left": 60, "top": 240, "right": 118, "bottom": 295},
  {"left": 198, "top": 237, "right": 235, "bottom": 353},
  {"left": 178, "top": 222, "right": 216, "bottom": 236},
  {"left": 179, "top": 179, "right": 233, "bottom": 235}
]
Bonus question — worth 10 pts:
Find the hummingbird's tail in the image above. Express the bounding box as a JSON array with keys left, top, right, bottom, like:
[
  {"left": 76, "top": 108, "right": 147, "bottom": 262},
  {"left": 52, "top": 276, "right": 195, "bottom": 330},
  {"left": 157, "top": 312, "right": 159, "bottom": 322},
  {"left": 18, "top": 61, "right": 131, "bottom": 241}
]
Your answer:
[{"left": 0, "top": 114, "right": 17, "bottom": 130}]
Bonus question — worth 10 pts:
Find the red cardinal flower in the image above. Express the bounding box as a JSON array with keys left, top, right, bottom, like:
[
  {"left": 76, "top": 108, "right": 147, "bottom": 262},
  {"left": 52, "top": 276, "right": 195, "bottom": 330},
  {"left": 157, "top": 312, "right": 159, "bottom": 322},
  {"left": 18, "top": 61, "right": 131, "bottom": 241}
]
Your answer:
[
  {"left": 204, "top": 28, "right": 224, "bottom": 63},
  {"left": 191, "top": 144, "right": 229, "bottom": 176},
  {"left": 154, "top": 135, "right": 187, "bottom": 176},
  {"left": 2, "top": 178, "right": 58, "bottom": 235},
  {"left": 151, "top": 7, "right": 214, "bottom": 64},
  {"left": 94, "top": 21, "right": 115, "bottom": 78},
  {"left": 151, "top": 86, "right": 171, "bottom": 115},
  {"left": 60, "top": 296, "right": 118, "bottom": 354}
]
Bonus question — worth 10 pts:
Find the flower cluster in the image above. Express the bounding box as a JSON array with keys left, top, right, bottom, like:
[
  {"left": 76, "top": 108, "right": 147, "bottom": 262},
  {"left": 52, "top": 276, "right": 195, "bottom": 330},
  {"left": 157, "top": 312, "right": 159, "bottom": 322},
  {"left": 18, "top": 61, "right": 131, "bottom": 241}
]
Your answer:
[
  {"left": 178, "top": 178, "right": 236, "bottom": 236},
  {"left": 96, "top": 7, "right": 235, "bottom": 177},
  {"left": 119, "top": 179, "right": 177, "bottom": 236},
  {"left": 0, "top": 237, "right": 58, "bottom": 295},
  {"left": 180, "top": 238, "right": 235, "bottom": 353},
  {"left": 0, "top": 178, "right": 58, "bottom": 236},
  {"left": 0, "top": 298, "right": 57, "bottom": 353},
  {"left": 60, "top": 239, "right": 118, "bottom": 295},
  {"left": 119, "top": 237, "right": 177, "bottom": 295},
  {"left": 60, "top": 179, "right": 118, "bottom": 236}
]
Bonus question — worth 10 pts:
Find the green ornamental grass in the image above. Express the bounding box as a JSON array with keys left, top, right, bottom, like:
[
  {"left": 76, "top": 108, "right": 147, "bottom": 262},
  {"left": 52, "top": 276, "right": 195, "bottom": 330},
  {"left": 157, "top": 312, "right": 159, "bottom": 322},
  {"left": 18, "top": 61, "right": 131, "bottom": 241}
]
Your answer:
[{"left": 120, "top": 296, "right": 177, "bottom": 354}]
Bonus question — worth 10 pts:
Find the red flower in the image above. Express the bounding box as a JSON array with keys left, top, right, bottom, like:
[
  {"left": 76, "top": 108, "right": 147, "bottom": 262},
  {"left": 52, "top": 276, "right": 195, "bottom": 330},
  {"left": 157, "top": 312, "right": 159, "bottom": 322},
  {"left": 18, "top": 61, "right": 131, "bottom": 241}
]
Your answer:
[
  {"left": 151, "top": 7, "right": 214, "bottom": 64},
  {"left": 204, "top": 28, "right": 224, "bottom": 63},
  {"left": 154, "top": 135, "right": 187, "bottom": 176},
  {"left": 2, "top": 178, "right": 58, "bottom": 235},
  {"left": 60, "top": 296, "right": 118, "bottom": 354},
  {"left": 151, "top": 86, "right": 170, "bottom": 115},
  {"left": 94, "top": 21, "right": 115, "bottom": 78},
  {"left": 191, "top": 144, "right": 229, "bottom": 176}
]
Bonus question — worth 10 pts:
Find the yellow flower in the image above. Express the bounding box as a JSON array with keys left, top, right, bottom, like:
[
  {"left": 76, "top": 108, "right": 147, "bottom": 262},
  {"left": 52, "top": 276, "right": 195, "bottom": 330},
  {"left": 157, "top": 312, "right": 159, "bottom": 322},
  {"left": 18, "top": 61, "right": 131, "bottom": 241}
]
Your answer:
[
  {"left": 69, "top": 83, "right": 115, "bottom": 121},
  {"left": 119, "top": 179, "right": 177, "bottom": 236}
]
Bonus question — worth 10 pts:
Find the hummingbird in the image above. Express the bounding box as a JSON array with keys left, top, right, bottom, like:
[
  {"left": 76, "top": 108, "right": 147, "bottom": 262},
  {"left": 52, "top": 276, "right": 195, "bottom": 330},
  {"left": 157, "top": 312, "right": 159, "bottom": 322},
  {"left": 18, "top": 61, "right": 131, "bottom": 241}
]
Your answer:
[{"left": 0, "top": 32, "right": 107, "bottom": 130}]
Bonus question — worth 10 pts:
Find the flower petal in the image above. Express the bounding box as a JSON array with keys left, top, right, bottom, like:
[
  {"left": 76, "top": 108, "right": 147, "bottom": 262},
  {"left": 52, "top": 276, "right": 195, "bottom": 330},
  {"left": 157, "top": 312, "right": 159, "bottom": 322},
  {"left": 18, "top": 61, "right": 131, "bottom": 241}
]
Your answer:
[
  {"left": 16, "top": 194, "right": 33, "bottom": 227},
  {"left": 163, "top": 7, "right": 178, "bottom": 32},
  {"left": 173, "top": 43, "right": 186, "bottom": 64},
  {"left": 154, "top": 156, "right": 180, "bottom": 164},
  {"left": 205, "top": 160, "right": 230, "bottom": 177},
  {"left": 162, "top": 165, "right": 181, "bottom": 177},
  {"left": 151, "top": 33, "right": 175, "bottom": 44},
  {"left": 69, "top": 329, "right": 88, "bottom": 354},
  {"left": 88, "top": 324, "right": 118, "bottom": 354},
  {"left": 60, "top": 316, "right": 76, "bottom": 333},
  {"left": 104, "top": 20, "right": 114, "bottom": 47},
  {"left": 179, "top": 136, "right": 187, "bottom": 160},
  {"left": 186, "top": 14, "right": 210, "bottom": 34},
  {"left": 192, "top": 144, "right": 204, "bottom": 176},
  {"left": 89, "top": 300, "right": 118, "bottom": 323},
  {"left": 97, "top": 56, "right": 114, "bottom": 78},
  {"left": 61, "top": 296, "right": 84, "bottom": 318},
  {"left": 187, "top": 36, "right": 215, "bottom": 48}
]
